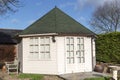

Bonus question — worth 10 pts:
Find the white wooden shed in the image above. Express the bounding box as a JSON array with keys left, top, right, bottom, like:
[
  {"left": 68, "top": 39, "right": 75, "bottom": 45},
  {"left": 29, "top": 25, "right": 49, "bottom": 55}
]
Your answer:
[{"left": 18, "top": 7, "right": 96, "bottom": 75}]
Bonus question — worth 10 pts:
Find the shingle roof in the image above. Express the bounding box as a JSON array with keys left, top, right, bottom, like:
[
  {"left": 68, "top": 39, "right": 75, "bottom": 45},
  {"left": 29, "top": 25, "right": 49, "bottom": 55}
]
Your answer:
[
  {"left": 0, "top": 29, "right": 22, "bottom": 44},
  {"left": 20, "top": 7, "right": 95, "bottom": 36}
]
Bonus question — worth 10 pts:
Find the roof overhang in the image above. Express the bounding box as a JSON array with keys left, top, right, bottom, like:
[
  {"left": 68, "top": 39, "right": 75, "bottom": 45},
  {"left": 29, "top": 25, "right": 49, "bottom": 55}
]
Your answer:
[
  {"left": 19, "top": 33, "right": 58, "bottom": 37},
  {"left": 19, "top": 33, "right": 96, "bottom": 38}
]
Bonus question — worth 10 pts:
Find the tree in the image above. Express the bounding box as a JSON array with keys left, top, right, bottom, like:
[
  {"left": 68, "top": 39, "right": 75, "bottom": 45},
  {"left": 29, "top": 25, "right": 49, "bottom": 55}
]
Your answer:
[
  {"left": 0, "top": 0, "right": 20, "bottom": 15},
  {"left": 90, "top": 0, "right": 120, "bottom": 33}
]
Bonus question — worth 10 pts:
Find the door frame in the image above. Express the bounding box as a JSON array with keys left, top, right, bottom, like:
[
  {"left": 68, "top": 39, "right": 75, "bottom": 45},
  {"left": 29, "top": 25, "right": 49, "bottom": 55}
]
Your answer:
[{"left": 65, "top": 36, "right": 85, "bottom": 73}]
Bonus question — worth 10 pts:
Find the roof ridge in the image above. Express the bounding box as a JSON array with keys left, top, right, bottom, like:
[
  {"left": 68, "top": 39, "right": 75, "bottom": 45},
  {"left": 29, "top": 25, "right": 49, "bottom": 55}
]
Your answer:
[{"left": 55, "top": 7, "right": 57, "bottom": 33}]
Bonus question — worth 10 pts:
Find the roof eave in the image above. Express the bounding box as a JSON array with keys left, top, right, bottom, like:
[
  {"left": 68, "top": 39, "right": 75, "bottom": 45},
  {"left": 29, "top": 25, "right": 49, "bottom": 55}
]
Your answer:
[
  {"left": 19, "top": 33, "right": 58, "bottom": 37},
  {"left": 19, "top": 33, "right": 96, "bottom": 38}
]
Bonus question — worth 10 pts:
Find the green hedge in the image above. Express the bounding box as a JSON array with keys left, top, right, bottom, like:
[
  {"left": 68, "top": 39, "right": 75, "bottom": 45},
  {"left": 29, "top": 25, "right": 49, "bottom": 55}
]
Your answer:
[{"left": 96, "top": 32, "right": 120, "bottom": 63}]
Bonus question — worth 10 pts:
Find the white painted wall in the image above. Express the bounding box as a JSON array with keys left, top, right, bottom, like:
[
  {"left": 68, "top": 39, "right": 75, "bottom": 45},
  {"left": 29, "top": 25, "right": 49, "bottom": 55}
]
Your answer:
[
  {"left": 22, "top": 37, "right": 58, "bottom": 74},
  {"left": 20, "top": 36, "right": 95, "bottom": 75},
  {"left": 56, "top": 37, "right": 65, "bottom": 74},
  {"left": 84, "top": 37, "right": 92, "bottom": 72},
  {"left": 92, "top": 38, "right": 96, "bottom": 70}
]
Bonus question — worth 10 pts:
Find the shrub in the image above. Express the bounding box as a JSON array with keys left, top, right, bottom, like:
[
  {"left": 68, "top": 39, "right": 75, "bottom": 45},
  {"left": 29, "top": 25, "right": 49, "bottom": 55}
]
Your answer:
[{"left": 96, "top": 32, "right": 120, "bottom": 63}]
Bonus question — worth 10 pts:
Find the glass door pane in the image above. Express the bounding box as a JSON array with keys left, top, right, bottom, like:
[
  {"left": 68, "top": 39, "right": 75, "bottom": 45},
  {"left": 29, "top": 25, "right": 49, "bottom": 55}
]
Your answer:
[
  {"left": 66, "top": 37, "right": 74, "bottom": 64},
  {"left": 77, "top": 37, "right": 85, "bottom": 63}
]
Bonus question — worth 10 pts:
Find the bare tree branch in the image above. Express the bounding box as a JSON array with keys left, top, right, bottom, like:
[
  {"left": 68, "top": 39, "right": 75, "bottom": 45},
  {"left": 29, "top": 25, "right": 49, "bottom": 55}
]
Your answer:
[
  {"left": 0, "top": 0, "right": 20, "bottom": 15},
  {"left": 90, "top": 0, "right": 120, "bottom": 33}
]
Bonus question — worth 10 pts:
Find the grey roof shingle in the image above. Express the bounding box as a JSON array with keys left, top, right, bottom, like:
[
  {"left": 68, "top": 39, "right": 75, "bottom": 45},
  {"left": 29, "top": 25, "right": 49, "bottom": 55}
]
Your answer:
[{"left": 20, "top": 7, "right": 95, "bottom": 36}]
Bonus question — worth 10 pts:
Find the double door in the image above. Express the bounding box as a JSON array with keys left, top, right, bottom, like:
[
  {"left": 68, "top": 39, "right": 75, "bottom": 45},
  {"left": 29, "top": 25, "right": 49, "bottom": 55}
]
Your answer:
[{"left": 66, "top": 37, "right": 85, "bottom": 73}]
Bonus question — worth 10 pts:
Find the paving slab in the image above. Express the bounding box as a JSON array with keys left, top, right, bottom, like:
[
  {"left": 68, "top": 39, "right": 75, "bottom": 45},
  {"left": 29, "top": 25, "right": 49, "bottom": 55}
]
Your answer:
[{"left": 60, "top": 72, "right": 112, "bottom": 80}]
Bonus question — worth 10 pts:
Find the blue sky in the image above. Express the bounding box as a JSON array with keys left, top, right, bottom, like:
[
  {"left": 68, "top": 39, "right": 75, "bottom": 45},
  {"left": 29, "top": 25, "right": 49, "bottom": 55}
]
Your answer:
[{"left": 0, "top": 0, "right": 113, "bottom": 30}]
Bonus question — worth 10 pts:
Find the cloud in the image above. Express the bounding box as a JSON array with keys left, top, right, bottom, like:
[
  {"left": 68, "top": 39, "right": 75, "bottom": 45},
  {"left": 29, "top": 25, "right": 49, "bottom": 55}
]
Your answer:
[
  {"left": 35, "top": 2, "right": 41, "bottom": 6},
  {"left": 76, "top": 0, "right": 114, "bottom": 10},
  {"left": 60, "top": 2, "right": 76, "bottom": 8},
  {"left": 77, "top": 16, "right": 91, "bottom": 25},
  {"left": 77, "top": 16, "right": 86, "bottom": 22},
  {"left": 11, "top": 19, "right": 19, "bottom": 24},
  {"left": 59, "top": 0, "right": 114, "bottom": 11}
]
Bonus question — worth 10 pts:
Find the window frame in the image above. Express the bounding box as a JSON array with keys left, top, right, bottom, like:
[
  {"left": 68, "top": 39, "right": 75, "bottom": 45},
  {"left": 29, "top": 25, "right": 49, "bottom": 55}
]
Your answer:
[
  {"left": 29, "top": 37, "right": 51, "bottom": 60},
  {"left": 29, "top": 37, "right": 39, "bottom": 60},
  {"left": 40, "top": 37, "right": 51, "bottom": 60},
  {"left": 77, "top": 37, "right": 85, "bottom": 63},
  {"left": 66, "top": 37, "right": 75, "bottom": 64},
  {"left": 66, "top": 37, "right": 85, "bottom": 64}
]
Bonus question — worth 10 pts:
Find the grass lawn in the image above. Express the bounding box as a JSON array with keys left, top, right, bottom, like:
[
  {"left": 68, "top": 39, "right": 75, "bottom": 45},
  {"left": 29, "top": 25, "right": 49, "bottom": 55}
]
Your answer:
[
  {"left": 18, "top": 74, "right": 43, "bottom": 80},
  {"left": 84, "top": 77, "right": 111, "bottom": 80},
  {"left": 17, "top": 73, "right": 44, "bottom": 80}
]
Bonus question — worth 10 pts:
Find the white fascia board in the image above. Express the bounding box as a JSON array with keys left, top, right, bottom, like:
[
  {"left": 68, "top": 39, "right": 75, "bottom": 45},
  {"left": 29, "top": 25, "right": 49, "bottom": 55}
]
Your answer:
[{"left": 19, "top": 33, "right": 58, "bottom": 37}]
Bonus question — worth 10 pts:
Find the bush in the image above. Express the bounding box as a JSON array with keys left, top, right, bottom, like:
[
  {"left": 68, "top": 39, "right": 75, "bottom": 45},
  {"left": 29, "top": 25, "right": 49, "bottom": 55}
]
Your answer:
[{"left": 96, "top": 32, "right": 120, "bottom": 63}]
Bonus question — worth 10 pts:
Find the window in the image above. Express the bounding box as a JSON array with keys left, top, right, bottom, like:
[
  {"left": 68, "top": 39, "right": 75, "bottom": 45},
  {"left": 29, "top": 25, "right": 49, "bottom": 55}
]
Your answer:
[
  {"left": 29, "top": 37, "right": 39, "bottom": 60},
  {"left": 29, "top": 37, "right": 50, "bottom": 60},
  {"left": 66, "top": 37, "right": 74, "bottom": 64},
  {"left": 77, "top": 37, "right": 85, "bottom": 63},
  {"left": 40, "top": 37, "right": 50, "bottom": 60}
]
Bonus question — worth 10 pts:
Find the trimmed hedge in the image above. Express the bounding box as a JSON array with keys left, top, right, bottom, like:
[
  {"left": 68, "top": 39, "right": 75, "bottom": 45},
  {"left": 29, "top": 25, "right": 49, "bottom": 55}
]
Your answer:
[{"left": 96, "top": 32, "right": 120, "bottom": 63}]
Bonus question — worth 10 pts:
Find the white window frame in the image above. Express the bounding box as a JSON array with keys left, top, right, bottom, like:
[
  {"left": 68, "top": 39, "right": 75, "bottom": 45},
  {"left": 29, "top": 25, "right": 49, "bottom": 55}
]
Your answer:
[
  {"left": 66, "top": 37, "right": 74, "bottom": 64},
  {"left": 77, "top": 37, "right": 85, "bottom": 63},
  {"left": 29, "top": 37, "right": 51, "bottom": 60},
  {"left": 29, "top": 37, "right": 39, "bottom": 60},
  {"left": 66, "top": 37, "right": 85, "bottom": 64},
  {"left": 40, "top": 37, "right": 50, "bottom": 60}
]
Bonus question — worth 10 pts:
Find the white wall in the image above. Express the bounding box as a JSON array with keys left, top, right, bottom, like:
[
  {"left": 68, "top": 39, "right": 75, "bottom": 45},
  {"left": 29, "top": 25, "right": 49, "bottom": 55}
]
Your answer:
[
  {"left": 20, "top": 36, "right": 95, "bottom": 75},
  {"left": 84, "top": 37, "right": 92, "bottom": 72},
  {"left": 22, "top": 37, "right": 58, "bottom": 74},
  {"left": 92, "top": 38, "right": 96, "bottom": 70},
  {"left": 56, "top": 37, "right": 66, "bottom": 74}
]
